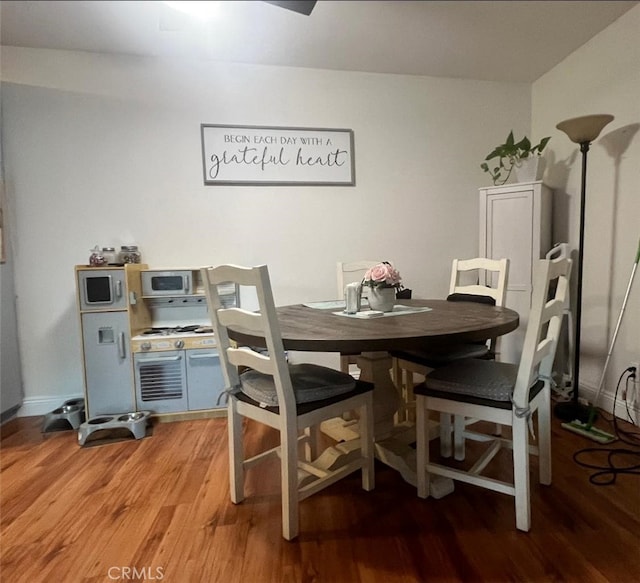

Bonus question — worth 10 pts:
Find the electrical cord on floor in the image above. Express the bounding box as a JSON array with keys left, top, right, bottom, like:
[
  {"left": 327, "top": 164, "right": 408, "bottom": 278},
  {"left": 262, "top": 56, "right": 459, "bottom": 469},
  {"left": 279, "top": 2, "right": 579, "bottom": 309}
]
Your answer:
[{"left": 572, "top": 367, "right": 640, "bottom": 486}]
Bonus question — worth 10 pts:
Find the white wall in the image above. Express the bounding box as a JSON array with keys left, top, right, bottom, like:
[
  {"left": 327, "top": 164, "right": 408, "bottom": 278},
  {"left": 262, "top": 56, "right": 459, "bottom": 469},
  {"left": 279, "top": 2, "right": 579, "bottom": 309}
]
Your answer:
[
  {"left": 533, "top": 4, "right": 640, "bottom": 414},
  {"left": 1, "top": 47, "right": 531, "bottom": 413}
]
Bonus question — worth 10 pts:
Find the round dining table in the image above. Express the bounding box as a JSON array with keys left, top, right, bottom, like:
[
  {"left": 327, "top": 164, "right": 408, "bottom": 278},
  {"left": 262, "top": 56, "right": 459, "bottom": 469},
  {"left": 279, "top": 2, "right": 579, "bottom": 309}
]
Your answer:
[
  {"left": 229, "top": 299, "right": 518, "bottom": 354},
  {"left": 228, "top": 298, "right": 519, "bottom": 487}
]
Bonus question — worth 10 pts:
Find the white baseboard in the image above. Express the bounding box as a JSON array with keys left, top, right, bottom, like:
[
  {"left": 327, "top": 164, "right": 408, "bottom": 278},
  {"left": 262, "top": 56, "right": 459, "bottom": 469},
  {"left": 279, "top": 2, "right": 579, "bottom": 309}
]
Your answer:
[
  {"left": 18, "top": 393, "right": 84, "bottom": 417},
  {"left": 19, "top": 385, "right": 636, "bottom": 424}
]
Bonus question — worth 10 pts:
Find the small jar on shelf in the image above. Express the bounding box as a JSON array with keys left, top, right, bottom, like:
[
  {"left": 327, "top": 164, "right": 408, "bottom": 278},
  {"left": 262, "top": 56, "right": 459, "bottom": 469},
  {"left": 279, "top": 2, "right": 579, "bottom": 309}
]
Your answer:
[
  {"left": 119, "top": 245, "right": 142, "bottom": 264},
  {"left": 101, "top": 247, "right": 118, "bottom": 265},
  {"left": 89, "top": 246, "right": 106, "bottom": 267}
]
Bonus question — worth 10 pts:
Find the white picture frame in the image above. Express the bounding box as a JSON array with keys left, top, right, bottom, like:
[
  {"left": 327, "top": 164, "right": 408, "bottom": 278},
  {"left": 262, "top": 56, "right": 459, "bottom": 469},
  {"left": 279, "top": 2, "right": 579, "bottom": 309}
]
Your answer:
[{"left": 201, "top": 124, "right": 355, "bottom": 186}]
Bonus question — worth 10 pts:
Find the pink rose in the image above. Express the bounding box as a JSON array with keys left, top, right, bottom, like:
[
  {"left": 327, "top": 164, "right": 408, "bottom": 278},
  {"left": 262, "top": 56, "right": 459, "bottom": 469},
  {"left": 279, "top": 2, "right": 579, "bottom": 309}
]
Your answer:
[
  {"left": 364, "top": 262, "right": 402, "bottom": 287},
  {"left": 366, "top": 264, "right": 391, "bottom": 283},
  {"left": 386, "top": 266, "right": 401, "bottom": 285}
]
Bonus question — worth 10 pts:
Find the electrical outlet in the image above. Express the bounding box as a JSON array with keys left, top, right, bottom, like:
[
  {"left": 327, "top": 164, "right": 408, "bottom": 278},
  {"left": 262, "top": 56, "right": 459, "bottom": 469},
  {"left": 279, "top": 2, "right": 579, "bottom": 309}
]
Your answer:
[
  {"left": 629, "top": 363, "right": 639, "bottom": 408},
  {"left": 631, "top": 361, "right": 639, "bottom": 387}
]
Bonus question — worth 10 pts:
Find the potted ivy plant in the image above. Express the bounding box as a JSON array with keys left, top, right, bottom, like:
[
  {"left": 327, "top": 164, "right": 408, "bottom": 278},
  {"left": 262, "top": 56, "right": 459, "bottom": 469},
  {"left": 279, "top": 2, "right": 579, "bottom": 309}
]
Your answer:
[{"left": 481, "top": 131, "right": 550, "bottom": 186}]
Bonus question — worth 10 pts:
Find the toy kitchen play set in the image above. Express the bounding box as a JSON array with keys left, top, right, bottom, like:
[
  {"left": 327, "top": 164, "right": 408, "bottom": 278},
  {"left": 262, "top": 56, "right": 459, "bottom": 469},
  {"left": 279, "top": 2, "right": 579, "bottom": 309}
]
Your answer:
[{"left": 76, "top": 258, "right": 238, "bottom": 421}]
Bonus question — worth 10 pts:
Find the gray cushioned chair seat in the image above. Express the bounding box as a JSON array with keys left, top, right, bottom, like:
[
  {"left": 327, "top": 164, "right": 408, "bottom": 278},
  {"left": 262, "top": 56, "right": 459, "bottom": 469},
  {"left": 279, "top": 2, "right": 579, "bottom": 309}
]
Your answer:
[
  {"left": 446, "top": 292, "right": 496, "bottom": 305},
  {"left": 422, "top": 359, "right": 517, "bottom": 400},
  {"left": 236, "top": 379, "right": 373, "bottom": 415},
  {"left": 240, "top": 363, "right": 356, "bottom": 407},
  {"left": 390, "top": 293, "right": 495, "bottom": 368},
  {"left": 414, "top": 359, "right": 544, "bottom": 409},
  {"left": 390, "top": 343, "right": 490, "bottom": 368}
]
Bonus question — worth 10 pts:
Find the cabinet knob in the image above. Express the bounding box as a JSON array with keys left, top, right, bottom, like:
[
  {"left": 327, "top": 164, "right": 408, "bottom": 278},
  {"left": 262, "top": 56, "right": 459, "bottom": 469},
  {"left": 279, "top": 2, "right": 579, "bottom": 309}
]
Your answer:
[{"left": 174, "top": 339, "right": 185, "bottom": 349}]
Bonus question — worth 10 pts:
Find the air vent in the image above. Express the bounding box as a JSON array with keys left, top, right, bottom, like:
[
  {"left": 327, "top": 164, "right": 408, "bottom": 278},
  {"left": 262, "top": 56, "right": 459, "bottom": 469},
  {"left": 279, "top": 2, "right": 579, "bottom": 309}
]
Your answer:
[{"left": 138, "top": 359, "right": 184, "bottom": 401}]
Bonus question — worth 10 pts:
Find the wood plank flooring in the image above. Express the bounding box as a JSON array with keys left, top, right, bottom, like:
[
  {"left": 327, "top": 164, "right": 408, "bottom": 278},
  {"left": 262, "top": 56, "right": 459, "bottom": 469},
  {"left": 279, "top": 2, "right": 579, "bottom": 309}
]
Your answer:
[{"left": 1, "top": 412, "right": 639, "bottom": 582}]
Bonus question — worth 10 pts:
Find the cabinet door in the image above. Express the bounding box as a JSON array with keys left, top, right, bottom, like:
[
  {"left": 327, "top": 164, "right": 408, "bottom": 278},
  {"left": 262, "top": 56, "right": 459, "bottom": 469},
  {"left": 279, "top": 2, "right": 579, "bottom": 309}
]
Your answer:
[
  {"left": 78, "top": 269, "right": 127, "bottom": 311},
  {"left": 483, "top": 189, "right": 534, "bottom": 364},
  {"left": 485, "top": 190, "right": 534, "bottom": 294},
  {"left": 82, "top": 312, "right": 135, "bottom": 417},
  {"left": 134, "top": 351, "right": 188, "bottom": 413},
  {"left": 186, "top": 349, "right": 226, "bottom": 410}
]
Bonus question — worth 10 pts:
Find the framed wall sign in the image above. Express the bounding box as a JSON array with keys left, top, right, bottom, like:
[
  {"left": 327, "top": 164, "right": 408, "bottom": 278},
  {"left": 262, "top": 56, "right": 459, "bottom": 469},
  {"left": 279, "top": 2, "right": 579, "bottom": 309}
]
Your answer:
[{"left": 201, "top": 124, "right": 355, "bottom": 186}]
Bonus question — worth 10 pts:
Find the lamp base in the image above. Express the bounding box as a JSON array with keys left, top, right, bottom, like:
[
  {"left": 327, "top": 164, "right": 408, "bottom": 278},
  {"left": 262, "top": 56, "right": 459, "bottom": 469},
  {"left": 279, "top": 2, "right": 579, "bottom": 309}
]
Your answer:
[{"left": 553, "top": 400, "right": 595, "bottom": 423}]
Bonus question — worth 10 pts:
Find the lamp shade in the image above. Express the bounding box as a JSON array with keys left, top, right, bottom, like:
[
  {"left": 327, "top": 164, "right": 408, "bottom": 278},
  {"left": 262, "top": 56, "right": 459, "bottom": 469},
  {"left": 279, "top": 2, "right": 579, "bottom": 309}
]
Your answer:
[{"left": 556, "top": 114, "right": 614, "bottom": 144}]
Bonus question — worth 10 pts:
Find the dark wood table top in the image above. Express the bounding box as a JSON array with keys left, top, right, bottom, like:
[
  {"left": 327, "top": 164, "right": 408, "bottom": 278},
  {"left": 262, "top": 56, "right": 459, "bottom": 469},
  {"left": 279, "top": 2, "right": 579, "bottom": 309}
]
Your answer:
[{"left": 228, "top": 299, "right": 519, "bottom": 353}]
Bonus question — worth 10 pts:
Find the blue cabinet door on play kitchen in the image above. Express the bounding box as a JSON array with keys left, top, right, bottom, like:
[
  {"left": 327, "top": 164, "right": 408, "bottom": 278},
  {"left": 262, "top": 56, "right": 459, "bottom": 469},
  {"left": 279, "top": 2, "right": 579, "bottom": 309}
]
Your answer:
[
  {"left": 186, "top": 349, "right": 226, "bottom": 410},
  {"left": 134, "top": 348, "right": 226, "bottom": 413},
  {"left": 82, "top": 311, "right": 135, "bottom": 417}
]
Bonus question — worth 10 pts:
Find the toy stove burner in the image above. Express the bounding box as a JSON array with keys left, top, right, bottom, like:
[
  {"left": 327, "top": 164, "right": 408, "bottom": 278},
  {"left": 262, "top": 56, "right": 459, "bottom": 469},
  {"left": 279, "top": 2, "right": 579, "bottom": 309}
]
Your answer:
[
  {"left": 142, "top": 325, "right": 200, "bottom": 336},
  {"left": 141, "top": 325, "right": 214, "bottom": 336}
]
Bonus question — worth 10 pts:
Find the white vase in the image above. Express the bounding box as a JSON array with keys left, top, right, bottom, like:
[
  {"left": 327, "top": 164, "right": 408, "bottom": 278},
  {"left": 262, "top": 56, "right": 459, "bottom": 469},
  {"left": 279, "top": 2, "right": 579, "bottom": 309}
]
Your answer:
[
  {"left": 514, "top": 157, "right": 545, "bottom": 183},
  {"left": 368, "top": 287, "right": 396, "bottom": 312}
]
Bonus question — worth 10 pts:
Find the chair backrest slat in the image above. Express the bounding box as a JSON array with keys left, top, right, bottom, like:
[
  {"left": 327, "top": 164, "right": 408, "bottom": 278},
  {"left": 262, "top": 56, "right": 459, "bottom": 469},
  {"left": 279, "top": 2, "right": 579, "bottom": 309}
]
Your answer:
[
  {"left": 218, "top": 308, "right": 265, "bottom": 333},
  {"left": 449, "top": 257, "right": 509, "bottom": 306},
  {"left": 202, "top": 264, "right": 297, "bottom": 415},
  {"left": 227, "top": 347, "right": 274, "bottom": 375},
  {"left": 449, "top": 257, "right": 510, "bottom": 353},
  {"left": 513, "top": 257, "right": 572, "bottom": 405},
  {"left": 213, "top": 264, "right": 261, "bottom": 287}
]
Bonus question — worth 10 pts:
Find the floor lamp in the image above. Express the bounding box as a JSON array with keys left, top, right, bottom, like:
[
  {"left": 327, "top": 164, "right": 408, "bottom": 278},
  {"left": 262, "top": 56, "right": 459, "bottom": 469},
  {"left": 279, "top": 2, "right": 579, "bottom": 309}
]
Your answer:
[{"left": 554, "top": 114, "right": 614, "bottom": 423}]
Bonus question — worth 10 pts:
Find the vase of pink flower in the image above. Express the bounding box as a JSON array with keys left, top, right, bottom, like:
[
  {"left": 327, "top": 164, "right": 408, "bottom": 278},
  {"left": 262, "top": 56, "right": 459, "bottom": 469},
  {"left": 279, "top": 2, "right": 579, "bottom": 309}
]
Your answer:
[{"left": 362, "top": 261, "right": 402, "bottom": 312}]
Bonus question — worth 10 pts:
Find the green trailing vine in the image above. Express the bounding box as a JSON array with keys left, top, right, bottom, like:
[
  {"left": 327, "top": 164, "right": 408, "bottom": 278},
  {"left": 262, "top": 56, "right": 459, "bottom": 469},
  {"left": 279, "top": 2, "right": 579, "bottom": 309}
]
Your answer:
[{"left": 481, "top": 131, "right": 550, "bottom": 186}]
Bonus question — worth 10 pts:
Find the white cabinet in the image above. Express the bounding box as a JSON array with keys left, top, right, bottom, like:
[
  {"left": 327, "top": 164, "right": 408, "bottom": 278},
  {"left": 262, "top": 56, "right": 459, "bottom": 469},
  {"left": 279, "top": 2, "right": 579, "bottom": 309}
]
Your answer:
[{"left": 479, "top": 181, "right": 552, "bottom": 364}]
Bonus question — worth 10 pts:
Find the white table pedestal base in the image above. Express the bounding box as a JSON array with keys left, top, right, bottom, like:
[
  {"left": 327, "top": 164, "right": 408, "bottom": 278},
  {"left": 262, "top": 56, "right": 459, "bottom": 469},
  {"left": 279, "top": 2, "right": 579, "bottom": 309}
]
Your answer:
[{"left": 320, "top": 351, "right": 455, "bottom": 497}]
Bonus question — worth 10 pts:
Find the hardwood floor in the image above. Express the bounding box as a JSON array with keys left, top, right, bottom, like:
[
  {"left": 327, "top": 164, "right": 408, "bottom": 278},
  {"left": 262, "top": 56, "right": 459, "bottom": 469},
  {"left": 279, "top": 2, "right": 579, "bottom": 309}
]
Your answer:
[{"left": 1, "top": 411, "right": 639, "bottom": 582}]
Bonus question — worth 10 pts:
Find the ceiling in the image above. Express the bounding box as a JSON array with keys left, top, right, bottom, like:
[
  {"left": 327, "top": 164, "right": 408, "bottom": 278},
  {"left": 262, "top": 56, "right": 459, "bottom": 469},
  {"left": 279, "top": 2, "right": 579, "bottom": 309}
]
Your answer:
[{"left": 1, "top": 1, "right": 637, "bottom": 82}]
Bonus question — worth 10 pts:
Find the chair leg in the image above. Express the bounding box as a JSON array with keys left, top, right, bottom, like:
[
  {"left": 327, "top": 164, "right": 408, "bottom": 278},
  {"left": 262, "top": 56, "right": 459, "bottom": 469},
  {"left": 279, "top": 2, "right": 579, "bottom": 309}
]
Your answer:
[
  {"left": 512, "top": 415, "right": 531, "bottom": 532},
  {"left": 405, "top": 378, "right": 416, "bottom": 424},
  {"left": 303, "top": 425, "right": 319, "bottom": 462},
  {"left": 416, "top": 396, "right": 430, "bottom": 499},
  {"left": 280, "top": 429, "right": 299, "bottom": 541},
  {"left": 392, "top": 358, "right": 406, "bottom": 424},
  {"left": 538, "top": 391, "right": 552, "bottom": 485},
  {"left": 453, "top": 414, "right": 466, "bottom": 461},
  {"left": 359, "top": 395, "right": 375, "bottom": 492},
  {"left": 439, "top": 413, "right": 452, "bottom": 458},
  {"left": 340, "top": 355, "right": 356, "bottom": 421},
  {"left": 392, "top": 357, "right": 401, "bottom": 388},
  {"left": 228, "top": 400, "right": 245, "bottom": 504}
]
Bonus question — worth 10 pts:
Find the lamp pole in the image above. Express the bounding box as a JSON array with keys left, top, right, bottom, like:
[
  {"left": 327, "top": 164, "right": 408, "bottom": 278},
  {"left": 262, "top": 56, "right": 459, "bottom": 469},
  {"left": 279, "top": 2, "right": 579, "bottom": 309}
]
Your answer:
[
  {"left": 555, "top": 141, "right": 591, "bottom": 422},
  {"left": 554, "top": 114, "right": 614, "bottom": 422}
]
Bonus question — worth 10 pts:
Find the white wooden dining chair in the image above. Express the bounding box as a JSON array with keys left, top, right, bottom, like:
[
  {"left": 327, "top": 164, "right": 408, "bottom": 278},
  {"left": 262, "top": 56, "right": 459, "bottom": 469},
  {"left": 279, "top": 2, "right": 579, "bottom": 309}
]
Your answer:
[
  {"left": 414, "top": 257, "right": 571, "bottom": 531},
  {"left": 336, "top": 260, "right": 387, "bottom": 375},
  {"left": 202, "top": 264, "right": 375, "bottom": 541},
  {"left": 392, "top": 257, "right": 509, "bottom": 455}
]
